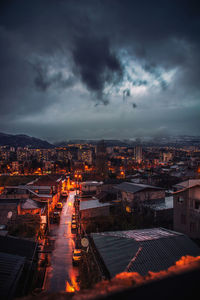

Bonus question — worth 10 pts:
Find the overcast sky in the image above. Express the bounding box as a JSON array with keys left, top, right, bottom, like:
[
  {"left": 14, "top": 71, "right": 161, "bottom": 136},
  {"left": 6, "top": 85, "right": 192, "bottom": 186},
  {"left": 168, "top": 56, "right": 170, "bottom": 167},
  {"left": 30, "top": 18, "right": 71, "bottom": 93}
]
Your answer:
[{"left": 0, "top": 0, "right": 200, "bottom": 142}]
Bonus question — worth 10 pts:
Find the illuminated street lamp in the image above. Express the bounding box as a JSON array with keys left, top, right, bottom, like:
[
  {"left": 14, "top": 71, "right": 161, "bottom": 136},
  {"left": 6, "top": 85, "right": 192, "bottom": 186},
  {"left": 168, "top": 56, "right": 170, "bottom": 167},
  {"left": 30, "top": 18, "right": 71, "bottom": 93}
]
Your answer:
[{"left": 75, "top": 173, "right": 82, "bottom": 197}]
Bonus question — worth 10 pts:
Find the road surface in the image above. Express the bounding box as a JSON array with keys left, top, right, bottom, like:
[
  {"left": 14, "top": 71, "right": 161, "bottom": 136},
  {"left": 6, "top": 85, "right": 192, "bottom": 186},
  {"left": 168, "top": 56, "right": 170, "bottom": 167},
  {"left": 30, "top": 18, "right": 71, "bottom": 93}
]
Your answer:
[{"left": 45, "top": 191, "right": 79, "bottom": 292}]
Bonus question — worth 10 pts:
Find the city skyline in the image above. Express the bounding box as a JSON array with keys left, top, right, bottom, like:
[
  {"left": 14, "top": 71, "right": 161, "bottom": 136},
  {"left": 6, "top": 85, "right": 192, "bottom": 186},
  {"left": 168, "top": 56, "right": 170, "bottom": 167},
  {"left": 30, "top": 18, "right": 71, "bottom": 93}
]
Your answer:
[{"left": 0, "top": 1, "right": 200, "bottom": 142}]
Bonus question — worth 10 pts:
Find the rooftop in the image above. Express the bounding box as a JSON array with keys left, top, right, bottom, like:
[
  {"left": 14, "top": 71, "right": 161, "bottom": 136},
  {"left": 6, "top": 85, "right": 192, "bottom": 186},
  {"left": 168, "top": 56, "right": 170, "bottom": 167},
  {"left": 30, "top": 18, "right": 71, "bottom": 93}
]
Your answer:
[
  {"left": 91, "top": 228, "right": 200, "bottom": 278},
  {"left": 81, "top": 181, "right": 103, "bottom": 186},
  {"left": 0, "top": 235, "right": 37, "bottom": 260},
  {"left": 174, "top": 179, "right": 200, "bottom": 191},
  {"left": 6, "top": 185, "right": 51, "bottom": 190},
  {"left": 21, "top": 199, "right": 42, "bottom": 210},
  {"left": 80, "top": 199, "right": 111, "bottom": 210},
  {"left": 0, "top": 252, "right": 25, "bottom": 300},
  {"left": 114, "top": 182, "right": 163, "bottom": 194},
  {"left": 28, "top": 175, "right": 61, "bottom": 186}
]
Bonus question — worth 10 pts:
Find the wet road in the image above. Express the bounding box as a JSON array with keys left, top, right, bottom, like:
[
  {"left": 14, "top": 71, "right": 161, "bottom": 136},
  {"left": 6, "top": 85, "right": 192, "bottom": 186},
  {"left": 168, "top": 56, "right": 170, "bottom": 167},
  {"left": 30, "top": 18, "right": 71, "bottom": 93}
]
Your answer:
[{"left": 45, "top": 191, "right": 79, "bottom": 292}]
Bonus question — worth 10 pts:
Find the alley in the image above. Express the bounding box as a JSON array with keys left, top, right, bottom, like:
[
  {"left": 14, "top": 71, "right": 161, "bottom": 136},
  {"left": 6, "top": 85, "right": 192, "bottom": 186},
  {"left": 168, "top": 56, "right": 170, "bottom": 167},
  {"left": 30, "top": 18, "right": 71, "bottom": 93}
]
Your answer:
[{"left": 45, "top": 191, "right": 79, "bottom": 292}]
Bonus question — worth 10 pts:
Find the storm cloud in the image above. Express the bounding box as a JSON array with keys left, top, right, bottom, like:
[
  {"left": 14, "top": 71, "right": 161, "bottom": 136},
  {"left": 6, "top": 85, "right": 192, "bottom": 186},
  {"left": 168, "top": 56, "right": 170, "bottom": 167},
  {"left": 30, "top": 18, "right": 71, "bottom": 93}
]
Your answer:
[
  {"left": 72, "top": 35, "right": 123, "bottom": 102},
  {"left": 0, "top": 0, "right": 200, "bottom": 140}
]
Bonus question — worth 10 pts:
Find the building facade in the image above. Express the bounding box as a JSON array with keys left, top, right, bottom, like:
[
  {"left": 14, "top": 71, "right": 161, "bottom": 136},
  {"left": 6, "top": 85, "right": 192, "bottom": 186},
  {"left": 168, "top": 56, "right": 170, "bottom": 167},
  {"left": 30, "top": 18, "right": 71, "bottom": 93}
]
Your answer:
[
  {"left": 115, "top": 182, "right": 165, "bottom": 213},
  {"left": 173, "top": 180, "right": 200, "bottom": 239}
]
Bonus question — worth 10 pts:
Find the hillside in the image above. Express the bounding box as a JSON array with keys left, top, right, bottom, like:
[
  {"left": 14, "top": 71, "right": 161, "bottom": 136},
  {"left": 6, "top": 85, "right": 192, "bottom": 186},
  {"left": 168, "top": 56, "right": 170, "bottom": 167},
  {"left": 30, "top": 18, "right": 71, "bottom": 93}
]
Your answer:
[{"left": 0, "top": 132, "right": 53, "bottom": 148}]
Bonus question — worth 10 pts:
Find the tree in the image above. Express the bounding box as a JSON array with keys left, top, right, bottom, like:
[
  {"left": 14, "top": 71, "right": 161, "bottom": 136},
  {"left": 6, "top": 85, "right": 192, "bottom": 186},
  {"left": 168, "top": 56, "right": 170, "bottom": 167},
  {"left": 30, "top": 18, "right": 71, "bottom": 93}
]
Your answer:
[{"left": 8, "top": 214, "right": 41, "bottom": 238}]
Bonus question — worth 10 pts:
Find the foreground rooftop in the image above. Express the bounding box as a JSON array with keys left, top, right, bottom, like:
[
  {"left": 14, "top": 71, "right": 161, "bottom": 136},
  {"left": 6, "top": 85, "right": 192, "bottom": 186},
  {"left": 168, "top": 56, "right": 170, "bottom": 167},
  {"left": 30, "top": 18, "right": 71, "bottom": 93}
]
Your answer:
[{"left": 91, "top": 228, "right": 200, "bottom": 278}]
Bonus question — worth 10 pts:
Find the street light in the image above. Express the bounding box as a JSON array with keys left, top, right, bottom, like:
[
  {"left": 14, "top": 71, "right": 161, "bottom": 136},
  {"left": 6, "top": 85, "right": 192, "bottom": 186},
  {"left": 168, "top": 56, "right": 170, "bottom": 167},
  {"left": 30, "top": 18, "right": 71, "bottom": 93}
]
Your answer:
[{"left": 75, "top": 173, "right": 82, "bottom": 197}]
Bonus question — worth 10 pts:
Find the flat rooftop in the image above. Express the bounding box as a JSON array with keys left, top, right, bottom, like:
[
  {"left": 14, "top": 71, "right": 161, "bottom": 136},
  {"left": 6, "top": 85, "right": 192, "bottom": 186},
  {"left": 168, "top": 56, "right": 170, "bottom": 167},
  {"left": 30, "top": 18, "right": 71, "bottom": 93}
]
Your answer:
[{"left": 80, "top": 199, "right": 111, "bottom": 210}]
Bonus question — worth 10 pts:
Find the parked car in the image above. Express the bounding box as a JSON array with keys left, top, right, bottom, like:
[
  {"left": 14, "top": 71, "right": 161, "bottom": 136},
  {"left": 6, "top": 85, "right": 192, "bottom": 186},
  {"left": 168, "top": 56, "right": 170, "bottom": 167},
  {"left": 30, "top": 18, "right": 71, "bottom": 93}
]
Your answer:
[
  {"left": 72, "top": 213, "right": 77, "bottom": 221},
  {"left": 53, "top": 211, "right": 60, "bottom": 223},
  {"left": 71, "top": 220, "right": 77, "bottom": 230},
  {"left": 56, "top": 202, "right": 63, "bottom": 210},
  {"left": 72, "top": 249, "right": 82, "bottom": 265},
  {"left": 62, "top": 191, "right": 68, "bottom": 197}
]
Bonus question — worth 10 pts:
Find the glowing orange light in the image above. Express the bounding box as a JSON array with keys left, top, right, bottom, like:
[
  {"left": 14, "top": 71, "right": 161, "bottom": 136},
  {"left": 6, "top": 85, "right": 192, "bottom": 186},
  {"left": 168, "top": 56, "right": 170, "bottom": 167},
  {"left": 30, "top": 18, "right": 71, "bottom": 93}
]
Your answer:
[
  {"left": 115, "top": 255, "right": 200, "bottom": 284},
  {"left": 66, "top": 281, "right": 75, "bottom": 293},
  {"left": 71, "top": 272, "right": 80, "bottom": 291},
  {"left": 84, "top": 255, "right": 200, "bottom": 299}
]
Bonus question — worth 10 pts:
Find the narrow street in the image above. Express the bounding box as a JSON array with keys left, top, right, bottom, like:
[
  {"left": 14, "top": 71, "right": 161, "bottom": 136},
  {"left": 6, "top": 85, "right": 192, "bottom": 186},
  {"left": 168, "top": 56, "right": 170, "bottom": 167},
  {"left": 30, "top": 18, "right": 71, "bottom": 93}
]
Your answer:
[{"left": 44, "top": 191, "right": 79, "bottom": 292}]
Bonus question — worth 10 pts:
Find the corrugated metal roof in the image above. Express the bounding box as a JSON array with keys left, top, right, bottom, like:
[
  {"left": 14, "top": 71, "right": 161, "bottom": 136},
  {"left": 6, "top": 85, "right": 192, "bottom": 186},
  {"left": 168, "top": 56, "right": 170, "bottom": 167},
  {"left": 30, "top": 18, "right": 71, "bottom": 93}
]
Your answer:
[
  {"left": 80, "top": 199, "right": 111, "bottom": 210},
  {"left": 91, "top": 228, "right": 200, "bottom": 277},
  {"left": 95, "top": 228, "right": 179, "bottom": 242},
  {"left": 21, "top": 199, "right": 40, "bottom": 210},
  {"left": 0, "top": 252, "right": 25, "bottom": 300},
  {"left": 0, "top": 236, "right": 37, "bottom": 260},
  {"left": 128, "top": 235, "right": 200, "bottom": 275},
  {"left": 92, "top": 235, "right": 138, "bottom": 277},
  {"left": 6, "top": 185, "right": 51, "bottom": 190},
  {"left": 114, "top": 182, "right": 163, "bottom": 194},
  {"left": 81, "top": 181, "right": 103, "bottom": 186}
]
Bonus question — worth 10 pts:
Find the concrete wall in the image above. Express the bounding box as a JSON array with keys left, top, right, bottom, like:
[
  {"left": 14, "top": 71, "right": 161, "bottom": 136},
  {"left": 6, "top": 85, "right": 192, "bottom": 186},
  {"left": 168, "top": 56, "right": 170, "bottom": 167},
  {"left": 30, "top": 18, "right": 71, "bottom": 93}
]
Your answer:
[
  {"left": 121, "top": 189, "right": 165, "bottom": 209},
  {"left": 81, "top": 206, "right": 110, "bottom": 219},
  {"left": 173, "top": 186, "right": 200, "bottom": 239},
  {"left": 136, "top": 189, "right": 165, "bottom": 202}
]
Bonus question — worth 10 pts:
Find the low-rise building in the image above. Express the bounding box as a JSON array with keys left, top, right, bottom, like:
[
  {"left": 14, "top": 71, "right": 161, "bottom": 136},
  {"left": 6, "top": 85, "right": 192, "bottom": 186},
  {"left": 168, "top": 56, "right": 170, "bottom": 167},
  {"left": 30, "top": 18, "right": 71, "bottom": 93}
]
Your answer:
[
  {"left": 173, "top": 179, "right": 200, "bottom": 239},
  {"left": 0, "top": 235, "right": 38, "bottom": 299},
  {"left": 80, "top": 198, "right": 111, "bottom": 219},
  {"left": 80, "top": 181, "right": 103, "bottom": 195},
  {"left": 114, "top": 182, "right": 165, "bottom": 213},
  {"left": 18, "top": 198, "right": 44, "bottom": 216},
  {"left": 142, "top": 196, "right": 173, "bottom": 228}
]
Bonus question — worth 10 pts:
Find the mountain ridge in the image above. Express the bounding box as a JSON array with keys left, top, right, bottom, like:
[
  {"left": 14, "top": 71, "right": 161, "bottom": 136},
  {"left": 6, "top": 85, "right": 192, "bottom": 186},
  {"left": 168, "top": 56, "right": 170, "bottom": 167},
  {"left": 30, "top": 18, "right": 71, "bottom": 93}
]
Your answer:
[{"left": 0, "top": 132, "right": 54, "bottom": 148}]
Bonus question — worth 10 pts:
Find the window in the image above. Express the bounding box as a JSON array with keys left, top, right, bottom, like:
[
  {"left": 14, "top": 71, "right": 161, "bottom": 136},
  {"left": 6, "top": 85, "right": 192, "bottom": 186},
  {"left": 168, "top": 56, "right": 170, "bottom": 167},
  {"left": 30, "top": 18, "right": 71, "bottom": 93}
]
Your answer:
[
  {"left": 177, "top": 196, "right": 184, "bottom": 203},
  {"left": 195, "top": 201, "right": 200, "bottom": 210}
]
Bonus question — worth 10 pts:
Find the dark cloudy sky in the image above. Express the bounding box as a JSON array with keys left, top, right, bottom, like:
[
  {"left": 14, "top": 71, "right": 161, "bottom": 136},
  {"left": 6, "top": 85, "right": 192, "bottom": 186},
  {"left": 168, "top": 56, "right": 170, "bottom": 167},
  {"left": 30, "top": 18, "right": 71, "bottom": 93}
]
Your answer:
[{"left": 0, "top": 0, "right": 200, "bottom": 141}]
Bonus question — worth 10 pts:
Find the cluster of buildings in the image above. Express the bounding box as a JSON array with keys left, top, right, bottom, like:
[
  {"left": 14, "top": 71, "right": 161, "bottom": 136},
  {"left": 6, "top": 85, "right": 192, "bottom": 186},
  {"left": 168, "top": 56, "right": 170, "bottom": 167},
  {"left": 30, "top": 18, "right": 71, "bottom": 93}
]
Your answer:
[
  {"left": 73, "top": 177, "right": 200, "bottom": 290},
  {"left": 0, "top": 174, "right": 70, "bottom": 298},
  {"left": 77, "top": 178, "right": 200, "bottom": 240},
  {"left": 0, "top": 175, "right": 65, "bottom": 234},
  {"left": 0, "top": 139, "right": 200, "bottom": 298},
  {"left": 0, "top": 142, "right": 200, "bottom": 183}
]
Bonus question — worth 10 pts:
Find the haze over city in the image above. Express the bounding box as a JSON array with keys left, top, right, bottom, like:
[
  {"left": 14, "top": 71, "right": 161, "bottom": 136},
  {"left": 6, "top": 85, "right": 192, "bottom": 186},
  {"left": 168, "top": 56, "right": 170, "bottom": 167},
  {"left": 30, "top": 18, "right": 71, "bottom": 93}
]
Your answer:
[{"left": 0, "top": 0, "right": 200, "bottom": 142}]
